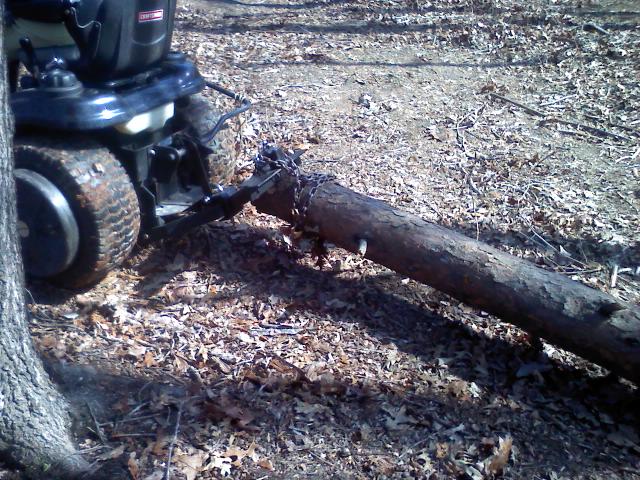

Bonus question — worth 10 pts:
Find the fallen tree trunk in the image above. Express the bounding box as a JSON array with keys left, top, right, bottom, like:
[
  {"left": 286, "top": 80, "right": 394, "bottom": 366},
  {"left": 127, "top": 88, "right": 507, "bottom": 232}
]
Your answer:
[{"left": 253, "top": 172, "right": 640, "bottom": 384}]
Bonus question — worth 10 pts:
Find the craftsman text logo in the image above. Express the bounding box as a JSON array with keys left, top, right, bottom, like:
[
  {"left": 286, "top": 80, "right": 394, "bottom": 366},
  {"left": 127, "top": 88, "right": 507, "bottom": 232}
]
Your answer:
[{"left": 138, "top": 9, "right": 164, "bottom": 23}]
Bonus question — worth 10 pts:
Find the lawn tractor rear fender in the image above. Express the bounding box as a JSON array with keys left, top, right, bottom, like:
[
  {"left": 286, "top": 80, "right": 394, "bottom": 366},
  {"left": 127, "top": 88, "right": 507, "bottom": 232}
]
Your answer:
[{"left": 11, "top": 54, "right": 204, "bottom": 130}]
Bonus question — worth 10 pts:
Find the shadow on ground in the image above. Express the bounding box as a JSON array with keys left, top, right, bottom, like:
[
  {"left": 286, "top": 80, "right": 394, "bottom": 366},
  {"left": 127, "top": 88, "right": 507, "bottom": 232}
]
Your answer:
[
  {"left": 24, "top": 212, "right": 640, "bottom": 477},
  {"left": 131, "top": 223, "right": 639, "bottom": 417}
]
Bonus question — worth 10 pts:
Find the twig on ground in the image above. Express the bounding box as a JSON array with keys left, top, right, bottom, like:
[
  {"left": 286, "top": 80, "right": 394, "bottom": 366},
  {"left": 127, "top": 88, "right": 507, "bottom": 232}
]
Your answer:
[
  {"left": 616, "top": 192, "right": 640, "bottom": 212},
  {"left": 308, "top": 450, "right": 336, "bottom": 468},
  {"left": 583, "top": 23, "right": 610, "bottom": 35},
  {"left": 584, "top": 114, "right": 640, "bottom": 137},
  {"left": 489, "top": 92, "right": 631, "bottom": 142},
  {"left": 611, "top": 265, "right": 620, "bottom": 288},
  {"left": 523, "top": 225, "right": 586, "bottom": 268},
  {"left": 87, "top": 402, "right": 110, "bottom": 446},
  {"left": 121, "top": 401, "right": 151, "bottom": 421},
  {"left": 540, "top": 118, "right": 631, "bottom": 142},
  {"left": 399, "top": 437, "right": 431, "bottom": 458},
  {"left": 557, "top": 128, "right": 589, "bottom": 138},
  {"left": 539, "top": 94, "right": 576, "bottom": 107},
  {"left": 425, "top": 201, "right": 444, "bottom": 219},
  {"left": 619, "top": 467, "right": 640, "bottom": 475},
  {"left": 467, "top": 176, "right": 482, "bottom": 195},
  {"left": 163, "top": 401, "right": 184, "bottom": 480},
  {"left": 102, "top": 413, "right": 162, "bottom": 427},
  {"left": 489, "top": 92, "right": 545, "bottom": 117},
  {"left": 80, "top": 445, "right": 109, "bottom": 454}
]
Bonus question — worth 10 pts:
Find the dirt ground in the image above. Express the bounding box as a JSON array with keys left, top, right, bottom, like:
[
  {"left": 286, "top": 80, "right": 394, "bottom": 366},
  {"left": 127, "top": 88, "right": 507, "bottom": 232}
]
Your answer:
[{"left": 13, "top": 0, "right": 640, "bottom": 479}]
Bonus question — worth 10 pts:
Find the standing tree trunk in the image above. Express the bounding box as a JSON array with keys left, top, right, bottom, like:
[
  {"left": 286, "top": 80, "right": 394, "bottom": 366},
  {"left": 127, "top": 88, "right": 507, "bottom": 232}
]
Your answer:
[{"left": 0, "top": 5, "right": 88, "bottom": 478}]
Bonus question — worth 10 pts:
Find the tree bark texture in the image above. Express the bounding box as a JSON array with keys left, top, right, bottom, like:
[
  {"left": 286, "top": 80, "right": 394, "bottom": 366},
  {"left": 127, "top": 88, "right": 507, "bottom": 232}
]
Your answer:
[
  {"left": 0, "top": 5, "right": 88, "bottom": 477},
  {"left": 254, "top": 174, "right": 640, "bottom": 384}
]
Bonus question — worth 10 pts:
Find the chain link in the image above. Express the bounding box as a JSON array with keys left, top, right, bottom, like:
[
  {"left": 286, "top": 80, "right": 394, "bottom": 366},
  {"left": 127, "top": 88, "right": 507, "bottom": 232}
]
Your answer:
[{"left": 254, "top": 143, "right": 333, "bottom": 229}]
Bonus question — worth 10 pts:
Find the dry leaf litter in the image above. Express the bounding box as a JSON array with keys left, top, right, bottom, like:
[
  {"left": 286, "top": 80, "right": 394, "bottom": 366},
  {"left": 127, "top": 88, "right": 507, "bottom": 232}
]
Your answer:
[{"left": 14, "top": 0, "right": 640, "bottom": 479}]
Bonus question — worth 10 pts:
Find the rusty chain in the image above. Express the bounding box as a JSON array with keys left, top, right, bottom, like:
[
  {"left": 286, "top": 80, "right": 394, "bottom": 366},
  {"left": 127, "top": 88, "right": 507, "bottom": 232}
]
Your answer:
[{"left": 254, "top": 143, "right": 333, "bottom": 230}]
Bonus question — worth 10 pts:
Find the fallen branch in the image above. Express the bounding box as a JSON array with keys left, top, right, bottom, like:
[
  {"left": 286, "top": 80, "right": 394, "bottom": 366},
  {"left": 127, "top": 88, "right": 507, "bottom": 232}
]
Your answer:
[
  {"left": 254, "top": 172, "right": 640, "bottom": 384},
  {"left": 489, "top": 92, "right": 631, "bottom": 142},
  {"left": 540, "top": 118, "right": 631, "bottom": 142},
  {"left": 583, "top": 23, "right": 610, "bottom": 35},
  {"left": 489, "top": 92, "right": 545, "bottom": 117},
  {"left": 163, "top": 401, "right": 184, "bottom": 480},
  {"left": 87, "top": 402, "right": 110, "bottom": 446}
]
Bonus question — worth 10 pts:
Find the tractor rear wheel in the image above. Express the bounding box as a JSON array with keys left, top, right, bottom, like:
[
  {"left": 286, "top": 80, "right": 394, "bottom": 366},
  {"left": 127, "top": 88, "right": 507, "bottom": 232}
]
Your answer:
[
  {"left": 14, "top": 136, "right": 140, "bottom": 288},
  {"left": 176, "top": 94, "right": 238, "bottom": 185}
]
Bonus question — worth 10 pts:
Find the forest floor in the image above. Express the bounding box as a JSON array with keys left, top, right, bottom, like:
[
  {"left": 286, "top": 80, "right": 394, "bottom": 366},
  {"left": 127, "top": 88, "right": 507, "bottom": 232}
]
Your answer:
[{"left": 11, "top": 0, "right": 640, "bottom": 479}]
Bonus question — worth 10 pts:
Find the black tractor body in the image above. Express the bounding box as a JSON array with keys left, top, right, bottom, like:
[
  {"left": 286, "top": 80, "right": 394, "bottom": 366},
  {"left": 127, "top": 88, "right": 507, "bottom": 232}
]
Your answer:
[{"left": 6, "top": 0, "right": 275, "bottom": 287}]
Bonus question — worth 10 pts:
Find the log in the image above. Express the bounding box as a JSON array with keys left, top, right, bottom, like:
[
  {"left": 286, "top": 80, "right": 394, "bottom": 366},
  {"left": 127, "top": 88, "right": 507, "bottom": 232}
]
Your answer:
[{"left": 253, "top": 172, "right": 640, "bottom": 384}]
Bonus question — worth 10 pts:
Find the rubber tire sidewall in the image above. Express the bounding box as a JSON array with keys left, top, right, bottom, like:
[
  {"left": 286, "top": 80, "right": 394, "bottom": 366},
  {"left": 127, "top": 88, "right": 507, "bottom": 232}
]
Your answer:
[{"left": 14, "top": 136, "right": 141, "bottom": 288}]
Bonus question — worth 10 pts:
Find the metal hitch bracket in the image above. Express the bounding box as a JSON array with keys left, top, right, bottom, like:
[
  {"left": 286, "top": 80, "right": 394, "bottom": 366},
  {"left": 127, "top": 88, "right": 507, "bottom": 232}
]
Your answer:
[{"left": 146, "top": 166, "right": 282, "bottom": 241}]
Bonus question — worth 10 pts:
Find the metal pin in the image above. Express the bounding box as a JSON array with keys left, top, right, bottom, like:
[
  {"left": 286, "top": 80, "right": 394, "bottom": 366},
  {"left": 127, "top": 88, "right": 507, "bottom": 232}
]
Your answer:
[{"left": 357, "top": 238, "right": 367, "bottom": 256}]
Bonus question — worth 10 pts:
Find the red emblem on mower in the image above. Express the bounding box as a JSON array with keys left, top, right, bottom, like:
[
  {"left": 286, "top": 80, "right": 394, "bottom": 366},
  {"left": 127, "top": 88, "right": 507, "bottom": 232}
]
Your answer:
[{"left": 138, "top": 9, "right": 164, "bottom": 23}]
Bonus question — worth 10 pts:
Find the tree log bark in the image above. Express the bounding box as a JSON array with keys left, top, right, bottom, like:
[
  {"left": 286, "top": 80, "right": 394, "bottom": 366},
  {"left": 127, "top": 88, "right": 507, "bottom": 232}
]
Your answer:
[
  {"left": 0, "top": 4, "right": 88, "bottom": 477},
  {"left": 253, "top": 173, "right": 640, "bottom": 384}
]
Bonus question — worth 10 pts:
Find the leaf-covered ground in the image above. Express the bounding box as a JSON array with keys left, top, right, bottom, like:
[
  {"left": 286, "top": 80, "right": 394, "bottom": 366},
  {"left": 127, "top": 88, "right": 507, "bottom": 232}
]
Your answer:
[{"left": 18, "top": 0, "right": 640, "bottom": 479}]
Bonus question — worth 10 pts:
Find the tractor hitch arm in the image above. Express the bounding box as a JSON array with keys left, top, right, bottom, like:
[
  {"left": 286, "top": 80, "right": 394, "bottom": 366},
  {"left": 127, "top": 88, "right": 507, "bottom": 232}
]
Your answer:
[{"left": 146, "top": 167, "right": 281, "bottom": 241}]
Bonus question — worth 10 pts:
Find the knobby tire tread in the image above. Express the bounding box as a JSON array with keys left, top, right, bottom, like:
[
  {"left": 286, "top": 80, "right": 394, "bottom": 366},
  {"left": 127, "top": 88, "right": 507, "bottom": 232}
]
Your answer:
[
  {"left": 177, "top": 94, "right": 237, "bottom": 185},
  {"left": 14, "top": 136, "right": 140, "bottom": 288}
]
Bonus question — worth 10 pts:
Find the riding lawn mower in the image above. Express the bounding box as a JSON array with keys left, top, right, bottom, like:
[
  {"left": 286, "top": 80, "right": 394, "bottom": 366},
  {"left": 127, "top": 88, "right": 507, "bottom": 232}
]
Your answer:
[{"left": 6, "top": 0, "right": 284, "bottom": 288}]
